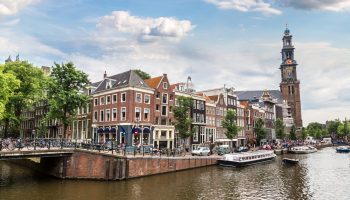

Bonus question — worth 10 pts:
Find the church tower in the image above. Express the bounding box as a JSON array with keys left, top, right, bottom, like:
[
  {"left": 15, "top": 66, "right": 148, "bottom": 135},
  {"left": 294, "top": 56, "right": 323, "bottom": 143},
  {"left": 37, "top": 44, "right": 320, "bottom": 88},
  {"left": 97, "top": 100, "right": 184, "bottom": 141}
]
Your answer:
[{"left": 280, "top": 27, "right": 303, "bottom": 128}]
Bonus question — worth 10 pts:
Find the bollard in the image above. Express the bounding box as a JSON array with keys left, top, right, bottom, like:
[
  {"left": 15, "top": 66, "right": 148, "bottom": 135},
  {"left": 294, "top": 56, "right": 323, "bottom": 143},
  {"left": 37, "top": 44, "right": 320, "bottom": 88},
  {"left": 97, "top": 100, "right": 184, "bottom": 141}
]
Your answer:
[
  {"left": 134, "top": 146, "right": 136, "bottom": 157},
  {"left": 142, "top": 146, "right": 144, "bottom": 157},
  {"left": 111, "top": 142, "right": 114, "bottom": 155},
  {"left": 48, "top": 139, "right": 50, "bottom": 150}
]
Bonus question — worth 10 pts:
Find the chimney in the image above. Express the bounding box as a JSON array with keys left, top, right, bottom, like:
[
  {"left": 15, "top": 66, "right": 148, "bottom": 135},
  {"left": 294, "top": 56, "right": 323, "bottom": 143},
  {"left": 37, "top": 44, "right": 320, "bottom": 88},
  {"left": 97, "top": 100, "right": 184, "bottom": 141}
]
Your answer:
[
  {"left": 104, "top": 71, "right": 107, "bottom": 79},
  {"left": 163, "top": 73, "right": 167, "bottom": 77}
]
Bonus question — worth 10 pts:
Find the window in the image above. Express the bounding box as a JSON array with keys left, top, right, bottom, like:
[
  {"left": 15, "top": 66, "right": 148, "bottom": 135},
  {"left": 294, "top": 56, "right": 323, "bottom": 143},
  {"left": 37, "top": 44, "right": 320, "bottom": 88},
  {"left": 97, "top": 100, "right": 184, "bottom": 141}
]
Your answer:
[
  {"left": 162, "top": 93, "right": 168, "bottom": 104},
  {"left": 121, "top": 107, "right": 126, "bottom": 121},
  {"left": 161, "top": 106, "right": 167, "bottom": 116},
  {"left": 93, "top": 111, "right": 98, "bottom": 122},
  {"left": 106, "top": 96, "right": 111, "bottom": 104},
  {"left": 169, "top": 106, "right": 173, "bottom": 112},
  {"left": 121, "top": 93, "right": 126, "bottom": 102},
  {"left": 144, "top": 94, "right": 150, "bottom": 104},
  {"left": 136, "top": 93, "right": 142, "bottom": 103},
  {"left": 100, "top": 110, "right": 104, "bottom": 122},
  {"left": 106, "top": 109, "right": 110, "bottom": 121},
  {"left": 163, "top": 82, "right": 168, "bottom": 89},
  {"left": 169, "top": 94, "right": 173, "bottom": 101},
  {"left": 135, "top": 107, "right": 141, "bottom": 121},
  {"left": 144, "top": 108, "right": 150, "bottom": 121},
  {"left": 156, "top": 92, "right": 160, "bottom": 98},
  {"left": 112, "top": 108, "right": 117, "bottom": 121},
  {"left": 112, "top": 94, "right": 117, "bottom": 103},
  {"left": 94, "top": 98, "right": 98, "bottom": 106},
  {"left": 156, "top": 104, "right": 160, "bottom": 111},
  {"left": 100, "top": 97, "right": 105, "bottom": 105}
]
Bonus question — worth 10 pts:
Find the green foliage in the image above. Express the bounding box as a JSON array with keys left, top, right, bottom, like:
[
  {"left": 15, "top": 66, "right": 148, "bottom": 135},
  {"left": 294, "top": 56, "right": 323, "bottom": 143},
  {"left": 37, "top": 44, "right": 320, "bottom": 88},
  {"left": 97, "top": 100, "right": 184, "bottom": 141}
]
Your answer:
[
  {"left": 328, "top": 119, "right": 341, "bottom": 136},
  {"left": 37, "top": 118, "right": 48, "bottom": 138},
  {"left": 301, "top": 127, "right": 308, "bottom": 140},
  {"left": 289, "top": 125, "right": 297, "bottom": 140},
  {"left": 275, "top": 118, "right": 285, "bottom": 139},
  {"left": 1, "top": 60, "right": 46, "bottom": 137},
  {"left": 253, "top": 118, "right": 266, "bottom": 145},
  {"left": 134, "top": 69, "right": 151, "bottom": 80},
  {"left": 47, "top": 62, "right": 89, "bottom": 138},
  {"left": 306, "top": 122, "right": 327, "bottom": 139},
  {"left": 337, "top": 119, "right": 350, "bottom": 137},
  {"left": 173, "top": 96, "right": 195, "bottom": 140},
  {"left": 222, "top": 109, "right": 241, "bottom": 140},
  {"left": 0, "top": 66, "right": 20, "bottom": 120}
]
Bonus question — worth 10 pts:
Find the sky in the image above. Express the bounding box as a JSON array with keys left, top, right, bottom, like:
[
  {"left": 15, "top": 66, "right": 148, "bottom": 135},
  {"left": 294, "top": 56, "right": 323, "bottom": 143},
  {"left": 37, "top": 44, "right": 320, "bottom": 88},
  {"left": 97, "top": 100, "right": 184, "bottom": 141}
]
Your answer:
[{"left": 1, "top": 0, "right": 350, "bottom": 125}]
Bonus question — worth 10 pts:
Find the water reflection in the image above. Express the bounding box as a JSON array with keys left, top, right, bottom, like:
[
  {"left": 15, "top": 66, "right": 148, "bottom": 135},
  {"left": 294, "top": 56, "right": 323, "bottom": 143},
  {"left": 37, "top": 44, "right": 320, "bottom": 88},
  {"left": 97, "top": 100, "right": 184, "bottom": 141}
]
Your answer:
[{"left": 1, "top": 147, "right": 349, "bottom": 200}]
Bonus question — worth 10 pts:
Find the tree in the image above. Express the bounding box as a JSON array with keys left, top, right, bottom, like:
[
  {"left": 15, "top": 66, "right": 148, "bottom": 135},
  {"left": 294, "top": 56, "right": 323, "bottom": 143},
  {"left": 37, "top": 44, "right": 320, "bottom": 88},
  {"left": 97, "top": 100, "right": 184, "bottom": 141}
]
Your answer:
[
  {"left": 327, "top": 119, "right": 340, "bottom": 137},
  {"left": 47, "top": 62, "right": 89, "bottom": 139},
  {"left": 173, "top": 96, "right": 195, "bottom": 147},
  {"left": 36, "top": 118, "right": 48, "bottom": 138},
  {"left": 289, "top": 125, "right": 297, "bottom": 140},
  {"left": 301, "top": 127, "right": 308, "bottom": 140},
  {"left": 0, "top": 67, "right": 20, "bottom": 121},
  {"left": 253, "top": 118, "right": 266, "bottom": 145},
  {"left": 222, "top": 109, "right": 241, "bottom": 144},
  {"left": 337, "top": 119, "right": 350, "bottom": 138},
  {"left": 275, "top": 118, "right": 285, "bottom": 139},
  {"left": 134, "top": 69, "right": 151, "bottom": 80},
  {"left": 306, "top": 122, "right": 327, "bottom": 139},
  {"left": 1, "top": 60, "right": 46, "bottom": 137}
]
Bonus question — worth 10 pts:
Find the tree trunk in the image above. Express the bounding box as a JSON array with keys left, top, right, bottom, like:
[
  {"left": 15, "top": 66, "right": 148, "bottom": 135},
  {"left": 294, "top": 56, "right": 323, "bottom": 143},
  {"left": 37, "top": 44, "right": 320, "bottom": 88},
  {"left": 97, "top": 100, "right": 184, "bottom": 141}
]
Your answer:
[{"left": 4, "top": 118, "right": 9, "bottom": 138}]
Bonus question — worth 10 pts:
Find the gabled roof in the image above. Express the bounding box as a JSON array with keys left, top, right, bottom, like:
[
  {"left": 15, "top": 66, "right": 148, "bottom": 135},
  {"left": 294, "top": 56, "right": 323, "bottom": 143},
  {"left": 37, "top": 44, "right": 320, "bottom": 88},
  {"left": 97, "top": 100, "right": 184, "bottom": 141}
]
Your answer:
[
  {"left": 235, "top": 90, "right": 283, "bottom": 104},
  {"left": 208, "top": 95, "right": 218, "bottom": 102},
  {"left": 94, "top": 70, "right": 151, "bottom": 93},
  {"left": 90, "top": 81, "right": 102, "bottom": 88},
  {"left": 144, "top": 76, "right": 162, "bottom": 89}
]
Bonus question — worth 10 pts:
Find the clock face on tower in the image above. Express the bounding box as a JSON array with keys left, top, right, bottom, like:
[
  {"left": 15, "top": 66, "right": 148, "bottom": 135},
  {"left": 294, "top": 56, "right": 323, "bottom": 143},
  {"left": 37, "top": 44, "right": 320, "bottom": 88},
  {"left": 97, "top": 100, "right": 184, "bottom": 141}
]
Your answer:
[{"left": 285, "top": 59, "right": 292, "bottom": 64}]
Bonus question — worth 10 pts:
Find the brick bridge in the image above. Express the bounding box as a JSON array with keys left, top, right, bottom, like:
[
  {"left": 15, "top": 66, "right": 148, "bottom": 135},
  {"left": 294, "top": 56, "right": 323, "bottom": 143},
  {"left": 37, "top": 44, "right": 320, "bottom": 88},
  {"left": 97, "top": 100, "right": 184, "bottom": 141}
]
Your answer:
[{"left": 2, "top": 149, "right": 220, "bottom": 180}]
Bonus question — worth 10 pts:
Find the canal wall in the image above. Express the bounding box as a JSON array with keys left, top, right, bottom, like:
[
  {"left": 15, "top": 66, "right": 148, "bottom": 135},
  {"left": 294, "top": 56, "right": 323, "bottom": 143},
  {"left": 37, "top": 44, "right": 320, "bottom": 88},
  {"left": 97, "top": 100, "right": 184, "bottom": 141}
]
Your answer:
[{"left": 8, "top": 149, "right": 219, "bottom": 180}]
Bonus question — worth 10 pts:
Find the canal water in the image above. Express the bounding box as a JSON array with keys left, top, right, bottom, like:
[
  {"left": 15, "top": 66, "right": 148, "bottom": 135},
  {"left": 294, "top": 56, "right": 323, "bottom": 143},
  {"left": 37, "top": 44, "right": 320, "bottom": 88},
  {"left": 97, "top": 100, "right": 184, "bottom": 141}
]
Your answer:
[{"left": 1, "top": 147, "right": 349, "bottom": 200}]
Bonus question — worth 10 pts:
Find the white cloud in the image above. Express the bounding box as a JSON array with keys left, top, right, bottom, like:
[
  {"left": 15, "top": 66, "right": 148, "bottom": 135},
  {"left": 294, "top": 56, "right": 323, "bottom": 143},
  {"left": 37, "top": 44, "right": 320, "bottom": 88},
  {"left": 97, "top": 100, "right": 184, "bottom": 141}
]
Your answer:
[
  {"left": 205, "top": 0, "right": 282, "bottom": 15},
  {"left": 0, "top": 0, "right": 40, "bottom": 17},
  {"left": 279, "top": 0, "right": 350, "bottom": 12},
  {"left": 96, "top": 11, "right": 193, "bottom": 42}
]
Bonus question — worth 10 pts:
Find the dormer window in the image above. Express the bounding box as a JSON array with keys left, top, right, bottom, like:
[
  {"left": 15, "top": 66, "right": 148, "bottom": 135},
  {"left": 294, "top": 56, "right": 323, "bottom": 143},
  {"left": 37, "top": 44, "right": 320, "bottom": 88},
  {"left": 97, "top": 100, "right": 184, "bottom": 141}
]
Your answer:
[{"left": 106, "top": 80, "right": 112, "bottom": 89}]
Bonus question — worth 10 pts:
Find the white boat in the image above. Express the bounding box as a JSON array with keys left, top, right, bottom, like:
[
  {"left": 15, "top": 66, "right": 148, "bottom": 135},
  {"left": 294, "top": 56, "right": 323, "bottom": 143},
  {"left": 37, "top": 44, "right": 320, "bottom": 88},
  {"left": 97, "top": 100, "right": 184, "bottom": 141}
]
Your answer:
[
  {"left": 289, "top": 146, "right": 317, "bottom": 154},
  {"left": 218, "top": 150, "right": 276, "bottom": 167}
]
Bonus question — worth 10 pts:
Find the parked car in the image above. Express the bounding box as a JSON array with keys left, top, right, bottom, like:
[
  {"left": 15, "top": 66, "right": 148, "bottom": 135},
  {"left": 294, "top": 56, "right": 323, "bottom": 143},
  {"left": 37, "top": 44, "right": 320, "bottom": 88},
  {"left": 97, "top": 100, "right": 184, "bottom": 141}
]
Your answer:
[{"left": 192, "top": 147, "right": 210, "bottom": 156}]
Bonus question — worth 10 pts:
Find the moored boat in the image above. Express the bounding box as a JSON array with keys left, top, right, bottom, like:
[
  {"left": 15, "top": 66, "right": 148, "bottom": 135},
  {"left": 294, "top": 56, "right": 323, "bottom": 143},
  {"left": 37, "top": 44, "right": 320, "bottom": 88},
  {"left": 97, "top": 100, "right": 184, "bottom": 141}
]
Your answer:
[
  {"left": 289, "top": 146, "right": 317, "bottom": 154},
  {"left": 282, "top": 158, "right": 299, "bottom": 165},
  {"left": 336, "top": 146, "right": 350, "bottom": 153},
  {"left": 218, "top": 150, "right": 276, "bottom": 167}
]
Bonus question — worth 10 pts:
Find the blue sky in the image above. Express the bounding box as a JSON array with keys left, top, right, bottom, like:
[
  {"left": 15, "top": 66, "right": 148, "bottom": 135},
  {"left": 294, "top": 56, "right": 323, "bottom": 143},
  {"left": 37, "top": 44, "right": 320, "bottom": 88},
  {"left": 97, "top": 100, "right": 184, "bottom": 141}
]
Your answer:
[{"left": 1, "top": 0, "right": 350, "bottom": 125}]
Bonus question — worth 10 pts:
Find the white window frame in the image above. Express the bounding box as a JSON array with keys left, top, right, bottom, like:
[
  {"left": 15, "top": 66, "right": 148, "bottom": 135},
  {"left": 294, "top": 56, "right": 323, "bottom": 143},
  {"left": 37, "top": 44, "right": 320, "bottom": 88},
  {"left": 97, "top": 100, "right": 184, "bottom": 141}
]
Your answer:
[
  {"left": 163, "top": 82, "right": 168, "bottom": 89},
  {"left": 135, "top": 107, "right": 141, "bottom": 121},
  {"left": 94, "top": 98, "right": 98, "bottom": 106},
  {"left": 121, "top": 107, "right": 126, "bottom": 121},
  {"left": 144, "top": 108, "right": 150, "bottom": 121},
  {"left": 121, "top": 92, "right": 126, "bottom": 102},
  {"left": 162, "top": 93, "right": 168, "bottom": 104},
  {"left": 112, "top": 94, "right": 117, "bottom": 104},
  {"left": 93, "top": 111, "right": 98, "bottom": 122},
  {"left": 144, "top": 94, "right": 150, "bottom": 104},
  {"left": 135, "top": 93, "right": 142, "bottom": 103},
  {"left": 106, "top": 95, "right": 111, "bottom": 105},
  {"left": 112, "top": 108, "right": 117, "bottom": 121},
  {"left": 100, "top": 110, "right": 104, "bottom": 122},
  {"left": 106, "top": 109, "right": 110, "bottom": 122},
  {"left": 100, "top": 96, "right": 105, "bottom": 105}
]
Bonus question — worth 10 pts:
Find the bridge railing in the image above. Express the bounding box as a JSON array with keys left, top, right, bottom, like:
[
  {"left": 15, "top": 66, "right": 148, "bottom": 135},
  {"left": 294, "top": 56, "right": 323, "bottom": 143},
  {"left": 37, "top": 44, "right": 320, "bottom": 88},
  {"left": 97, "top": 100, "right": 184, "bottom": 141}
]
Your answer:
[{"left": 0, "top": 138, "right": 203, "bottom": 158}]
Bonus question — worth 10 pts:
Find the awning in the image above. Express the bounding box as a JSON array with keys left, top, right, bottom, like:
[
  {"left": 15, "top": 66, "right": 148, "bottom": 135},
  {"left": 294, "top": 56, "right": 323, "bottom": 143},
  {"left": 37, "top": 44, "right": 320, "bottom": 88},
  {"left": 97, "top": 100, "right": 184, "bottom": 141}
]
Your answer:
[
  {"left": 110, "top": 127, "right": 117, "bottom": 133},
  {"left": 104, "top": 127, "right": 110, "bottom": 132},
  {"left": 132, "top": 127, "right": 141, "bottom": 134},
  {"left": 143, "top": 127, "right": 151, "bottom": 134},
  {"left": 97, "top": 128, "right": 104, "bottom": 133}
]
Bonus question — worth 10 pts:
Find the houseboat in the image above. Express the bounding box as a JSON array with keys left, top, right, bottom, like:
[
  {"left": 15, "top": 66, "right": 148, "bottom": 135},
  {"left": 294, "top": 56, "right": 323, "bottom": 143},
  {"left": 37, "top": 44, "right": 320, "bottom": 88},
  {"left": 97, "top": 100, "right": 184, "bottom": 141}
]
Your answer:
[
  {"left": 218, "top": 150, "right": 276, "bottom": 167},
  {"left": 289, "top": 146, "right": 317, "bottom": 154}
]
